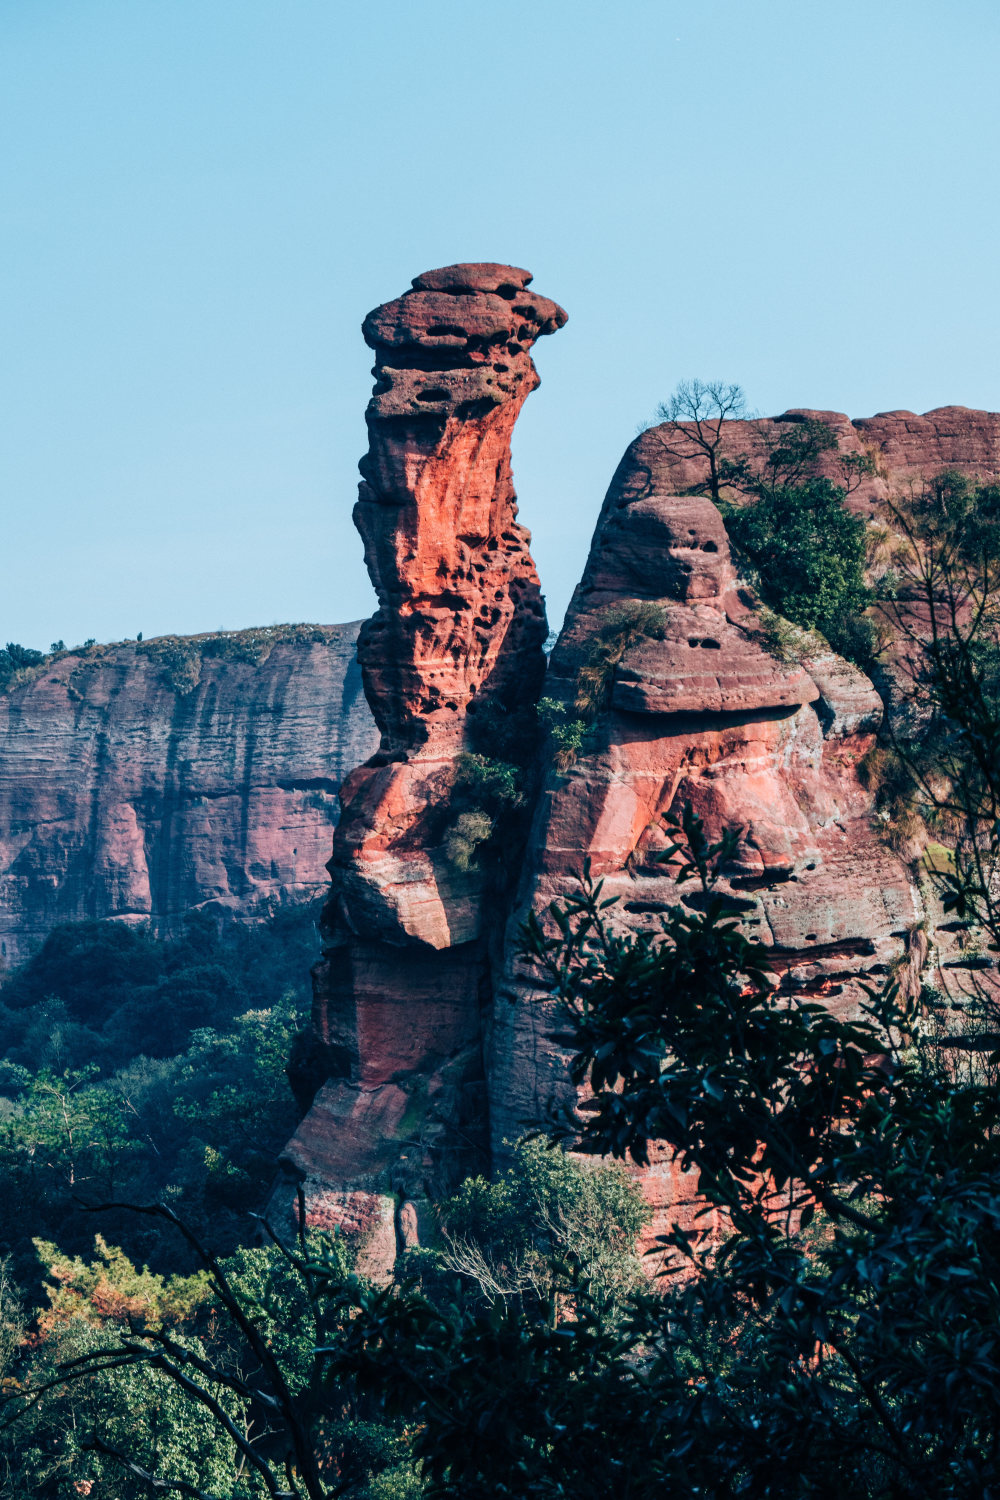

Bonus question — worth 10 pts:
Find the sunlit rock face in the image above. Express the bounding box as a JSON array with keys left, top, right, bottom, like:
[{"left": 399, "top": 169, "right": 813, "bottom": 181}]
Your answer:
[
  {"left": 328, "top": 262, "right": 567, "bottom": 951},
  {"left": 284, "top": 266, "right": 566, "bottom": 1259},
  {"left": 488, "top": 431, "right": 924, "bottom": 1253},
  {"left": 486, "top": 403, "right": 999, "bottom": 1249},
  {"left": 285, "top": 273, "right": 997, "bottom": 1269},
  {"left": 0, "top": 628, "right": 377, "bottom": 968}
]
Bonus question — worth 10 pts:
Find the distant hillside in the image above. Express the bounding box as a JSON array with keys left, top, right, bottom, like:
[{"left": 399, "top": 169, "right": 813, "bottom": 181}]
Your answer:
[{"left": 0, "top": 624, "right": 378, "bottom": 967}]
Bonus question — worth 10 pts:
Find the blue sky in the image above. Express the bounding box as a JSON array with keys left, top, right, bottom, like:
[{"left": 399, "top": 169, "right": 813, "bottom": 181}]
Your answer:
[{"left": 2, "top": 0, "right": 998, "bottom": 648}]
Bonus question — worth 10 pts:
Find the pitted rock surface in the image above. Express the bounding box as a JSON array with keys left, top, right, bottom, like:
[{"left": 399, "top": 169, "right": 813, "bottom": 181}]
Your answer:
[
  {"left": 641, "top": 404, "right": 1000, "bottom": 518},
  {"left": 284, "top": 267, "right": 565, "bottom": 1263},
  {"left": 487, "top": 432, "right": 925, "bottom": 1252}
]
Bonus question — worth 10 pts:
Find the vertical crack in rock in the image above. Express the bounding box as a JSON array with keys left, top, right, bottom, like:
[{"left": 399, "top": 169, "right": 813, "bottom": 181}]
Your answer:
[{"left": 283, "top": 265, "right": 566, "bottom": 1266}]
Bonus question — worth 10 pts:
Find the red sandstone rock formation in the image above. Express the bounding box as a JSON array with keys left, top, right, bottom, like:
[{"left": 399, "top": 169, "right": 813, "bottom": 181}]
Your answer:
[
  {"left": 329, "top": 262, "right": 566, "bottom": 949},
  {"left": 284, "top": 271, "right": 997, "bottom": 1267},
  {"left": 487, "top": 427, "right": 927, "bottom": 1245},
  {"left": 638, "top": 404, "right": 1000, "bottom": 518},
  {"left": 284, "top": 266, "right": 567, "bottom": 1252},
  {"left": 0, "top": 627, "right": 376, "bottom": 967}
]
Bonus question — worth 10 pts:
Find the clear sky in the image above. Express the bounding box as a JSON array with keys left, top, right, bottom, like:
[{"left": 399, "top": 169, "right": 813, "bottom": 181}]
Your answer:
[{"left": 2, "top": 0, "right": 998, "bottom": 650}]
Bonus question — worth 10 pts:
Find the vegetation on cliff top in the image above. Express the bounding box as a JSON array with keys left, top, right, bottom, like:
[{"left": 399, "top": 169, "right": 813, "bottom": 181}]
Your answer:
[
  {"left": 648, "top": 384, "right": 882, "bottom": 666},
  {"left": 0, "top": 624, "right": 350, "bottom": 698}
]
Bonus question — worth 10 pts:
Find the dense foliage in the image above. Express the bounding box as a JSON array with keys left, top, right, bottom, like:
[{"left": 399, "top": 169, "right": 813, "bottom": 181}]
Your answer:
[
  {"left": 717, "top": 418, "right": 877, "bottom": 664},
  {"left": 0, "top": 641, "right": 47, "bottom": 691},
  {"left": 333, "top": 810, "right": 1000, "bottom": 1497},
  {"left": 0, "top": 908, "right": 317, "bottom": 1277},
  {"left": 442, "top": 752, "right": 527, "bottom": 871},
  {"left": 427, "top": 1135, "right": 650, "bottom": 1311},
  {"left": 0, "top": 1146, "right": 644, "bottom": 1497}
]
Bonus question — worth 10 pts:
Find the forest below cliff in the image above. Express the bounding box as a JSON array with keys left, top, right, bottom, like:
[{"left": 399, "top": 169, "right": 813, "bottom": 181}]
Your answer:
[{"left": 3, "top": 404, "right": 1000, "bottom": 1497}]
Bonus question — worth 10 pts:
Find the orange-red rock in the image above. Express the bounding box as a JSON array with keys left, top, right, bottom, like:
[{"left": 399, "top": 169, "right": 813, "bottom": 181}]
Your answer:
[
  {"left": 637, "top": 404, "right": 1000, "bottom": 519},
  {"left": 488, "top": 432, "right": 924, "bottom": 1251},
  {"left": 283, "top": 266, "right": 566, "bottom": 1253},
  {"left": 285, "top": 276, "right": 999, "bottom": 1267}
]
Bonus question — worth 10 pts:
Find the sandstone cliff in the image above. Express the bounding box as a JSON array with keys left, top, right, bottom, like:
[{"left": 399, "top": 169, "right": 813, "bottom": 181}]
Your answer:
[
  {"left": 285, "top": 265, "right": 1000, "bottom": 1270},
  {"left": 641, "top": 404, "right": 1000, "bottom": 517},
  {"left": 0, "top": 625, "right": 377, "bottom": 967},
  {"left": 488, "top": 432, "right": 922, "bottom": 1245}
]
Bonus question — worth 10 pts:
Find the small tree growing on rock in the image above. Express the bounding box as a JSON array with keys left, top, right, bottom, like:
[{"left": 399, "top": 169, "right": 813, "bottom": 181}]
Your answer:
[{"left": 649, "top": 379, "right": 752, "bottom": 502}]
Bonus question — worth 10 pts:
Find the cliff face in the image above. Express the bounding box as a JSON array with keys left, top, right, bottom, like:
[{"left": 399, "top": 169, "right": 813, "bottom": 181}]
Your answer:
[
  {"left": 488, "top": 432, "right": 923, "bottom": 1245},
  {"left": 0, "top": 626, "right": 377, "bottom": 967},
  {"left": 285, "top": 267, "right": 999, "bottom": 1269},
  {"left": 327, "top": 262, "right": 566, "bottom": 953},
  {"left": 642, "top": 405, "right": 1000, "bottom": 517}
]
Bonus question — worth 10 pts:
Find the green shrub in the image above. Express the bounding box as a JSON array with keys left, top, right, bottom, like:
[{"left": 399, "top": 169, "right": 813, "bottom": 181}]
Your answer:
[
  {"left": 0, "top": 642, "right": 46, "bottom": 692},
  {"left": 450, "top": 752, "right": 525, "bottom": 811},
  {"left": 0, "top": 909, "right": 317, "bottom": 1269},
  {"left": 442, "top": 754, "right": 527, "bottom": 871},
  {"left": 574, "top": 601, "right": 666, "bottom": 719},
  {"left": 720, "top": 476, "right": 874, "bottom": 664},
  {"left": 753, "top": 605, "right": 826, "bottom": 664},
  {"left": 435, "top": 1137, "right": 650, "bottom": 1310},
  {"left": 138, "top": 624, "right": 343, "bottom": 694},
  {"left": 444, "top": 809, "right": 495, "bottom": 872},
  {"left": 537, "top": 696, "right": 588, "bottom": 771}
]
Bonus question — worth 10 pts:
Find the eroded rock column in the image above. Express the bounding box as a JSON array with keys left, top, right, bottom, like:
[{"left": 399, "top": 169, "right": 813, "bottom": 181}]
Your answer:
[{"left": 284, "top": 265, "right": 566, "bottom": 1267}]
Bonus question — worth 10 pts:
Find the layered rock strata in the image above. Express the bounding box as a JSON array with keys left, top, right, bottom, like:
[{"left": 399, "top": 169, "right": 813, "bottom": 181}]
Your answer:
[
  {"left": 645, "top": 405, "right": 1000, "bottom": 518},
  {"left": 0, "top": 627, "right": 376, "bottom": 967},
  {"left": 284, "top": 265, "right": 567, "bottom": 1246},
  {"left": 488, "top": 428, "right": 926, "bottom": 1245}
]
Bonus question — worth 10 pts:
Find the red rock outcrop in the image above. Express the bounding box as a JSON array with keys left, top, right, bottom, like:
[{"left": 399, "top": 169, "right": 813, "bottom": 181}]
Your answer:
[
  {"left": 284, "top": 267, "right": 997, "bottom": 1265},
  {"left": 0, "top": 626, "right": 377, "bottom": 968},
  {"left": 283, "top": 266, "right": 567, "bottom": 1252},
  {"left": 487, "top": 427, "right": 925, "bottom": 1244},
  {"left": 645, "top": 404, "right": 1000, "bottom": 517}
]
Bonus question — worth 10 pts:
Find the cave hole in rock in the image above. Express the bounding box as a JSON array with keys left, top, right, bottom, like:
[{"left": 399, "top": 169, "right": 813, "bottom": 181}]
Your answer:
[{"left": 417, "top": 388, "right": 450, "bottom": 403}]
